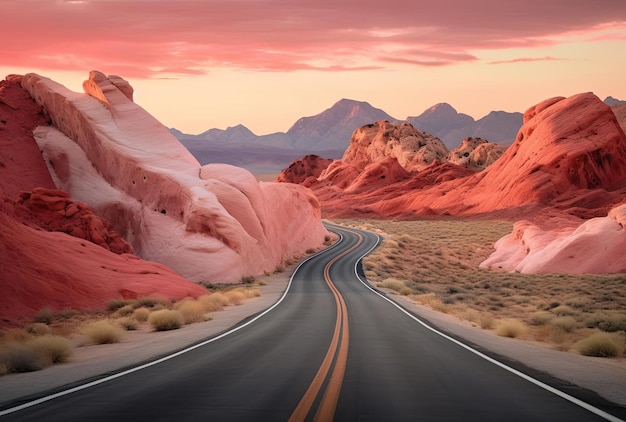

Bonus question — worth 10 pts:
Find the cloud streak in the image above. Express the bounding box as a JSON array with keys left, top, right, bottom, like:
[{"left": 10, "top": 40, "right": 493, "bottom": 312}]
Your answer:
[
  {"left": 489, "top": 56, "right": 565, "bottom": 65},
  {"left": 1, "top": 0, "right": 625, "bottom": 77}
]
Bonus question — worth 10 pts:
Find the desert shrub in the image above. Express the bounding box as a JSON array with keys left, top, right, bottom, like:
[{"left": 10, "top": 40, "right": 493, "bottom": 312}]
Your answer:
[
  {"left": 107, "top": 298, "right": 134, "bottom": 311},
  {"left": 364, "top": 270, "right": 378, "bottom": 279},
  {"left": 550, "top": 316, "right": 577, "bottom": 333},
  {"left": 82, "top": 320, "right": 124, "bottom": 344},
  {"left": 384, "top": 239, "right": 400, "bottom": 249},
  {"left": 2, "top": 329, "right": 33, "bottom": 343},
  {"left": 583, "top": 312, "right": 626, "bottom": 332},
  {"left": 565, "top": 297, "right": 591, "bottom": 309},
  {"left": 574, "top": 332, "right": 625, "bottom": 357},
  {"left": 529, "top": 311, "right": 554, "bottom": 326},
  {"left": 430, "top": 299, "right": 451, "bottom": 314},
  {"left": 34, "top": 307, "right": 55, "bottom": 324},
  {"left": 241, "top": 288, "right": 261, "bottom": 298},
  {"left": 241, "top": 275, "right": 256, "bottom": 284},
  {"left": 148, "top": 310, "right": 184, "bottom": 331},
  {"left": 115, "top": 305, "right": 135, "bottom": 317},
  {"left": 28, "top": 336, "right": 72, "bottom": 365},
  {"left": 0, "top": 343, "right": 42, "bottom": 373},
  {"left": 225, "top": 290, "right": 246, "bottom": 306},
  {"left": 27, "top": 323, "right": 52, "bottom": 336},
  {"left": 199, "top": 293, "right": 228, "bottom": 312},
  {"left": 136, "top": 297, "right": 164, "bottom": 308},
  {"left": 550, "top": 305, "right": 578, "bottom": 317},
  {"left": 177, "top": 300, "right": 206, "bottom": 324},
  {"left": 132, "top": 307, "right": 151, "bottom": 322},
  {"left": 496, "top": 319, "right": 527, "bottom": 338},
  {"left": 116, "top": 317, "right": 139, "bottom": 331},
  {"left": 378, "top": 278, "right": 405, "bottom": 292},
  {"left": 58, "top": 308, "right": 80, "bottom": 319},
  {"left": 479, "top": 314, "right": 495, "bottom": 330}
]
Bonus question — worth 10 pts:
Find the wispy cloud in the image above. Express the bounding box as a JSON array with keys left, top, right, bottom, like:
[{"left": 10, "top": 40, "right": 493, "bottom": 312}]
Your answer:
[
  {"left": 0, "top": 0, "right": 624, "bottom": 77},
  {"left": 488, "top": 56, "right": 565, "bottom": 65}
]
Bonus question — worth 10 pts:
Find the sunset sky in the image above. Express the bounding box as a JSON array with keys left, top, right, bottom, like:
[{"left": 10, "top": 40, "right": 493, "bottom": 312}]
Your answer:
[{"left": 1, "top": 0, "right": 625, "bottom": 135}]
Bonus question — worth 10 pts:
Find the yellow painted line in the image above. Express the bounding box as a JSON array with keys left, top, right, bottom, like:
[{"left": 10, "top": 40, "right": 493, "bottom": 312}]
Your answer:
[{"left": 289, "top": 231, "right": 363, "bottom": 422}]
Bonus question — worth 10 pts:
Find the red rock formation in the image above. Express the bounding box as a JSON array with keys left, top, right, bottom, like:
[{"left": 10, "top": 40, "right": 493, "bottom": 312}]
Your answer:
[
  {"left": 447, "top": 137, "right": 506, "bottom": 170},
  {"left": 294, "top": 93, "right": 626, "bottom": 221},
  {"left": 11, "top": 188, "right": 132, "bottom": 254},
  {"left": 275, "top": 155, "right": 333, "bottom": 184},
  {"left": 0, "top": 76, "right": 207, "bottom": 325},
  {"left": 21, "top": 71, "right": 329, "bottom": 283},
  {"left": 342, "top": 120, "right": 448, "bottom": 171},
  {"left": 0, "top": 76, "right": 55, "bottom": 198},
  {"left": 0, "top": 211, "right": 207, "bottom": 326}
]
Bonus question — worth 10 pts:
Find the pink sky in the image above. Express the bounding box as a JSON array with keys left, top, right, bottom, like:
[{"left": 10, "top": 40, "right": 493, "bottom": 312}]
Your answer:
[{"left": 1, "top": 0, "right": 625, "bottom": 134}]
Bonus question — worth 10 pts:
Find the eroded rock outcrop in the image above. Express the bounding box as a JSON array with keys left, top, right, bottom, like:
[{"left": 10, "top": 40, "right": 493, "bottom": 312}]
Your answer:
[
  {"left": 341, "top": 120, "right": 448, "bottom": 172},
  {"left": 285, "top": 93, "right": 626, "bottom": 224},
  {"left": 0, "top": 210, "right": 207, "bottom": 325},
  {"left": 20, "top": 71, "right": 329, "bottom": 282},
  {"left": 275, "top": 154, "right": 333, "bottom": 184},
  {"left": 480, "top": 203, "right": 626, "bottom": 273},
  {"left": 447, "top": 137, "right": 506, "bottom": 170}
]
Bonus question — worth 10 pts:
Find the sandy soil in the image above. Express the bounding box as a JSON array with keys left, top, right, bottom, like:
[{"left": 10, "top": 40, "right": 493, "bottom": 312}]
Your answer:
[{"left": 1, "top": 261, "right": 625, "bottom": 409}]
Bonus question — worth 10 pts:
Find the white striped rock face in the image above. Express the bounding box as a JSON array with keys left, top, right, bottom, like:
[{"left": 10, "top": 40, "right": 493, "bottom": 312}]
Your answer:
[
  {"left": 480, "top": 204, "right": 626, "bottom": 274},
  {"left": 22, "top": 71, "right": 329, "bottom": 283}
]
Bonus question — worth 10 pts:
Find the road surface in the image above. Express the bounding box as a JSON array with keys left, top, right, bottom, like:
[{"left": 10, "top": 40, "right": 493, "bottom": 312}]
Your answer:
[{"left": 1, "top": 224, "right": 624, "bottom": 421}]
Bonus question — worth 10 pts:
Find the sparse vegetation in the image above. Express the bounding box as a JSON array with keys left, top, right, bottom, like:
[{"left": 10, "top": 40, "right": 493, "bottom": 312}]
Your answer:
[
  {"left": 26, "top": 323, "right": 52, "bottom": 336},
  {"left": 28, "top": 336, "right": 72, "bottom": 365},
  {"left": 176, "top": 300, "right": 207, "bottom": 324},
  {"left": 336, "top": 218, "right": 626, "bottom": 355},
  {"left": 132, "top": 307, "right": 151, "bottom": 322},
  {"left": 116, "top": 317, "right": 139, "bottom": 331},
  {"left": 34, "top": 307, "right": 54, "bottom": 324},
  {"left": 148, "top": 309, "right": 184, "bottom": 331},
  {"left": 496, "top": 319, "right": 528, "bottom": 338},
  {"left": 574, "top": 332, "right": 625, "bottom": 357},
  {"left": 82, "top": 321, "right": 124, "bottom": 344}
]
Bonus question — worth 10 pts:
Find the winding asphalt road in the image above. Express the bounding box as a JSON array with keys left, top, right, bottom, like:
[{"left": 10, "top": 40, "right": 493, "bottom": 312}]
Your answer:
[{"left": 1, "top": 224, "right": 625, "bottom": 421}]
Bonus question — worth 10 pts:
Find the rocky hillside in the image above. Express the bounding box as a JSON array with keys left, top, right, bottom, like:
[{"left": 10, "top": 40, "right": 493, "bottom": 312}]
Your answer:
[
  {"left": 0, "top": 72, "right": 329, "bottom": 324},
  {"left": 281, "top": 93, "right": 626, "bottom": 221}
]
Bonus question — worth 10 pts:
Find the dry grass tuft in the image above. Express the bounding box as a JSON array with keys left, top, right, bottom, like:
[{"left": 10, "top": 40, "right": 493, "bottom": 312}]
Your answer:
[
  {"left": 28, "top": 336, "right": 72, "bottom": 365},
  {"left": 106, "top": 298, "right": 134, "bottom": 312},
  {"left": 176, "top": 300, "right": 207, "bottom": 324},
  {"left": 574, "top": 332, "right": 625, "bottom": 357},
  {"left": 0, "top": 343, "right": 42, "bottom": 373},
  {"left": 82, "top": 321, "right": 124, "bottom": 344},
  {"left": 148, "top": 310, "right": 184, "bottom": 331},
  {"left": 132, "top": 307, "right": 151, "bottom": 322},
  {"left": 116, "top": 317, "right": 139, "bottom": 331},
  {"left": 26, "top": 323, "right": 52, "bottom": 336},
  {"left": 225, "top": 290, "right": 246, "bottom": 306},
  {"left": 199, "top": 293, "right": 229, "bottom": 312},
  {"left": 550, "top": 316, "right": 577, "bottom": 333},
  {"left": 495, "top": 319, "right": 528, "bottom": 338},
  {"left": 115, "top": 305, "right": 135, "bottom": 317},
  {"left": 2, "top": 329, "right": 33, "bottom": 343},
  {"left": 33, "top": 307, "right": 55, "bottom": 324}
]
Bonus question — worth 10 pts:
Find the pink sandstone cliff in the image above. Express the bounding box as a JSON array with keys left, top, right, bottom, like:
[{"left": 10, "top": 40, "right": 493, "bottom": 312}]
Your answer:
[
  {"left": 20, "top": 71, "right": 329, "bottom": 283},
  {"left": 480, "top": 203, "right": 626, "bottom": 274},
  {"left": 0, "top": 76, "right": 206, "bottom": 325}
]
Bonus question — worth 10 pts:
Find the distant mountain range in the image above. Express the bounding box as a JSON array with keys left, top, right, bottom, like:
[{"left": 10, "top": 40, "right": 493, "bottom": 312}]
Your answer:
[{"left": 172, "top": 96, "right": 624, "bottom": 173}]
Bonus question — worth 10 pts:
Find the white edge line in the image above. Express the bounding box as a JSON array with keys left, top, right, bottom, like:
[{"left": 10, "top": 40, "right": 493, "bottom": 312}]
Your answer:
[
  {"left": 0, "top": 231, "right": 347, "bottom": 417},
  {"left": 341, "top": 225, "right": 624, "bottom": 422}
]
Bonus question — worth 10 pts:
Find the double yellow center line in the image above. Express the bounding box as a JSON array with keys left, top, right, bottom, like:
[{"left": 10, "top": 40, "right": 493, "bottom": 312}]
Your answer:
[{"left": 289, "top": 232, "right": 363, "bottom": 421}]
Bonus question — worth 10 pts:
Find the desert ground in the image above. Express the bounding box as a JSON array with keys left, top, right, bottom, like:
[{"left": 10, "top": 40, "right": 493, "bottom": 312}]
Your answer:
[{"left": 333, "top": 218, "right": 626, "bottom": 358}]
